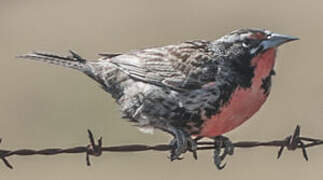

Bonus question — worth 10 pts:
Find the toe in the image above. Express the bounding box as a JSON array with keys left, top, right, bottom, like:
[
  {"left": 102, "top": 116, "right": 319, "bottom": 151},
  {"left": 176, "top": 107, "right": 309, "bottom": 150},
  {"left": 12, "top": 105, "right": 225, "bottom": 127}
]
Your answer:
[
  {"left": 213, "top": 148, "right": 226, "bottom": 169},
  {"left": 188, "top": 138, "right": 198, "bottom": 160},
  {"left": 212, "top": 135, "right": 234, "bottom": 169},
  {"left": 169, "top": 131, "right": 195, "bottom": 161}
]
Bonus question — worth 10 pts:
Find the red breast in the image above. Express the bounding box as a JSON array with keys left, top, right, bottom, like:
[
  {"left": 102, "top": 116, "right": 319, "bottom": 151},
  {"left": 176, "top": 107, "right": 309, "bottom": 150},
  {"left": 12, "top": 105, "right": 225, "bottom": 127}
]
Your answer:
[{"left": 199, "top": 48, "right": 277, "bottom": 137}]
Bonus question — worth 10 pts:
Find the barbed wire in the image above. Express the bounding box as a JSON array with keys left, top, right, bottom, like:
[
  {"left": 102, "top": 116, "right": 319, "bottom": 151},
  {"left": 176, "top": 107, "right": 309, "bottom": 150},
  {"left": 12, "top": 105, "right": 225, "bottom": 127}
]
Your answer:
[{"left": 0, "top": 125, "right": 322, "bottom": 169}]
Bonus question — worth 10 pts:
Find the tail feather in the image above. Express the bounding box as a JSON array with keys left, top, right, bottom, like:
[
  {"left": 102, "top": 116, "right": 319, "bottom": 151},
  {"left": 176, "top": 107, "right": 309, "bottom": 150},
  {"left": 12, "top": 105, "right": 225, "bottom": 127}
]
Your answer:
[
  {"left": 17, "top": 50, "right": 89, "bottom": 72},
  {"left": 17, "top": 50, "right": 129, "bottom": 102}
]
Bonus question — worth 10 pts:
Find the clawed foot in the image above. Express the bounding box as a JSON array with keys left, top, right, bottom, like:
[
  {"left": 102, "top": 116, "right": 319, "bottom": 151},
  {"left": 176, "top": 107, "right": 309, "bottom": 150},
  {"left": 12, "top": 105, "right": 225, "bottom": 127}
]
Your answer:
[
  {"left": 169, "top": 129, "right": 197, "bottom": 161},
  {"left": 213, "top": 136, "right": 234, "bottom": 169}
]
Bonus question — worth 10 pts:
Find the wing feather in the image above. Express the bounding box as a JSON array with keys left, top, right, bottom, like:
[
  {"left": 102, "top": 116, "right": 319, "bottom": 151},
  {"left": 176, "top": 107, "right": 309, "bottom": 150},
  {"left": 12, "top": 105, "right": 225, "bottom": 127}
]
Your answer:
[{"left": 110, "top": 40, "right": 218, "bottom": 91}]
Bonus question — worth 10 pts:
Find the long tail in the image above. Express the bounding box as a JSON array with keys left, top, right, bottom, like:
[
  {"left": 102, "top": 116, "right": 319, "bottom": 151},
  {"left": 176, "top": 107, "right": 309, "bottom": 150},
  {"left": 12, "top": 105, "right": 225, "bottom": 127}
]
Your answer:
[
  {"left": 18, "top": 50, "right": 129, "bottom": 102},
  {"left": 17, "top": 50, "right": 90, "bottom": 72}
]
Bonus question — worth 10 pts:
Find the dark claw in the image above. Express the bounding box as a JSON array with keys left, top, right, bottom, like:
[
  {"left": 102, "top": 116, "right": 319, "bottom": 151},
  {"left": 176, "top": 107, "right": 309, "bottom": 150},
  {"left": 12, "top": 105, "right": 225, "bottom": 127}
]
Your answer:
[
  {"left": 189, "top": 138, "right": 198, "bottom": 160},
  {"left": 192, "top": 136, "right": 203, "bottom": 160},
  {"left": 168, "top": 129, "right": 197, "bottom": 161},
  {"left": 223, "top": 138, "right": 234, "bottom": 155},
  {"left": 213, "top": 146, "right": 226, "bottom": 169},
  {"left": 169, "top": 133, "right": 186, "bottom": 161},
  {"left": 169, "top": 139, "right": 183, "bottom": 161},
  {"left": 212, "top": 136, "right": 234, "bottom": 170},
  {"left": 192, "top": 149, "right": 198, "bottom": 160}
]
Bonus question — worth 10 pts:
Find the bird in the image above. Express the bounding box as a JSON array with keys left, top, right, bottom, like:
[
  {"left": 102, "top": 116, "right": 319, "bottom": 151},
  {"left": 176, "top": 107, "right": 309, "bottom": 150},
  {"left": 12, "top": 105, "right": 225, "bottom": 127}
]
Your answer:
[{"left": 18, "top": 28, "right": 298, "bottom": 168}]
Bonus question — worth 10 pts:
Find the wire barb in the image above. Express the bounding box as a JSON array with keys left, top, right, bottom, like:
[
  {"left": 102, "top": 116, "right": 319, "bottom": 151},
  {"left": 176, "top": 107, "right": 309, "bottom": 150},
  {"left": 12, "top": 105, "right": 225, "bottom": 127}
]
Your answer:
[
  {"left": 0, "top": 125, "right": 322, "bottom": 169},
  {"left": 0, "top": 139, "right": 13, "bottom": 169},
  {"left": 86, "top": 130, "right": 103, "bottom": 166},
  {"left": 277, "top": 125, "right": 311, "bottom": 161}
]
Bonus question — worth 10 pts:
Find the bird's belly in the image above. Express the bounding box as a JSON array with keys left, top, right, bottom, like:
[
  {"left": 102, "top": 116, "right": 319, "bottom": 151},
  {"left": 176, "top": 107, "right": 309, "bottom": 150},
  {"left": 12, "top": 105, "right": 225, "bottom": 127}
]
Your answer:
[{"left": 199, "top": 86, "right": 268, "bottom": 137}]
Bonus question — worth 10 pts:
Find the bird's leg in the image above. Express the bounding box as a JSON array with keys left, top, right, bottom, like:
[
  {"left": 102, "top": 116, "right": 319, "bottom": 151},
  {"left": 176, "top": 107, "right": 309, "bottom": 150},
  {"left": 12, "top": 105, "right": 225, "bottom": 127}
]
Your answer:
[
  {"left": 212, "top": 135, "right": 234, "bottom": 169},
  {"left": 168, "top": 127, "right": 197, "bottom": 161}
]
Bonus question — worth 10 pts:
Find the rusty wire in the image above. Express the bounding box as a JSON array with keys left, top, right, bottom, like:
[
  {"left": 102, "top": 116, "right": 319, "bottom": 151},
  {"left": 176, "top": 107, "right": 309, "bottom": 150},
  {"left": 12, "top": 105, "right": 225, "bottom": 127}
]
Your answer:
[{"left": 1, "top": 125, "right": 322, "bottom": 169}]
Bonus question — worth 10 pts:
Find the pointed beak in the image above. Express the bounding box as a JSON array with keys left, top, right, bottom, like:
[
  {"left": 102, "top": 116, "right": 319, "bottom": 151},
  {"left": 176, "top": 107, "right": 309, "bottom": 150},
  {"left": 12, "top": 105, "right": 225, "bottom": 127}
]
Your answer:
[{"left": 261, "top": 33, "right": 299, "bottom": 50}]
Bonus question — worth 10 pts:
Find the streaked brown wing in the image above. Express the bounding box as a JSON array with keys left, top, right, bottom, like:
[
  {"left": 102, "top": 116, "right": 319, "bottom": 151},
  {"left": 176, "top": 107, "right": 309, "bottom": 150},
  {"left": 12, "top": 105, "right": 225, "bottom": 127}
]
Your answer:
[{"left": 109, "top": 40, "right": 216, "bottom": 91}]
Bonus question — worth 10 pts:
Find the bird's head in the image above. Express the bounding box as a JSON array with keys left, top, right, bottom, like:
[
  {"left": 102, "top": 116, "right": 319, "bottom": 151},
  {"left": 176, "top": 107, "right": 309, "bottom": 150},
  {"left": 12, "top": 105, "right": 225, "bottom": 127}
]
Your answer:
[
  {"left": 218, "top": 28, "right": 298, "bottom": 56},
  {"left": 212, "top": 28, "right": 298, "bottom": 88}
]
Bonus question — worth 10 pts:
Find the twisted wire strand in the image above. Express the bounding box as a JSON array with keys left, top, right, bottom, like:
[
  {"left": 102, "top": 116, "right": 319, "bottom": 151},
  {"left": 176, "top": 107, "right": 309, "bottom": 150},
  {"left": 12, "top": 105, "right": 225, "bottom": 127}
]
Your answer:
[{"left": 1, "top": 125, "right": 322, "bottom": 169}]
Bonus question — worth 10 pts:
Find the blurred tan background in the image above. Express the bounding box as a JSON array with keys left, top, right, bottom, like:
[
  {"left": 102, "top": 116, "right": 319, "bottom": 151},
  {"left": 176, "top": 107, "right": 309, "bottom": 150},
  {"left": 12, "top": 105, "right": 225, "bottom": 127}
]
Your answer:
[{"left": 1, "top": 0, "right": 323, "bottom": 179}]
